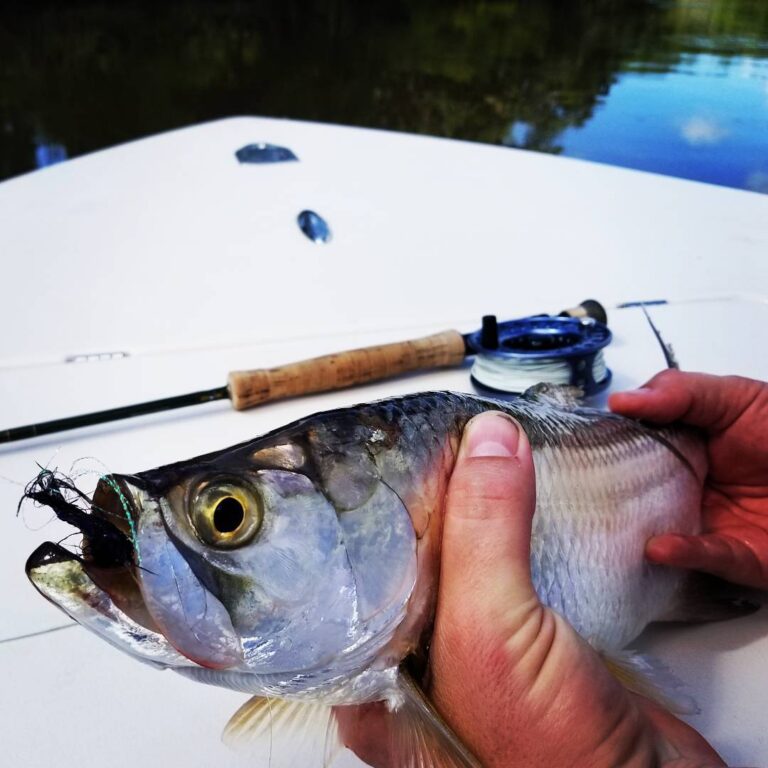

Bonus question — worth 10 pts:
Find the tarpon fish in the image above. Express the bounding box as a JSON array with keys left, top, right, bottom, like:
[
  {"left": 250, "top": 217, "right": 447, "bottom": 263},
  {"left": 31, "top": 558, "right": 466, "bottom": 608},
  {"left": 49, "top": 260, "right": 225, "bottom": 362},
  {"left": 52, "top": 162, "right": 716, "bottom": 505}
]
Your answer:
[{"left": 23, "top": 386, "right": 748, "bottom": 767}]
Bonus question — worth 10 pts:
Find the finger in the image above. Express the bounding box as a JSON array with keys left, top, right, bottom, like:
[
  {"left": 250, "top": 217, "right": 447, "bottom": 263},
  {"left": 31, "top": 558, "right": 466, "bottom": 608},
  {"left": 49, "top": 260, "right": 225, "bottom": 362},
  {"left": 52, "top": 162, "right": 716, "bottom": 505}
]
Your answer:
[
  {"left": 646, "top": 532, "right": 768, "bottom": 590},
  {"left": 339, "top": 413, "right": 537, "bottom": 768},
  {"left": 438, "top": 412, "right": 537, "bottom": 627},
  {"left": 608, "top": 370, "right": 764, "bottom": 432},
  {"left": 334, "top": 702, "right": 392, "bottom": 768},
  {"left": 430, "top": 412, "right": 544, "bottom": 763}
]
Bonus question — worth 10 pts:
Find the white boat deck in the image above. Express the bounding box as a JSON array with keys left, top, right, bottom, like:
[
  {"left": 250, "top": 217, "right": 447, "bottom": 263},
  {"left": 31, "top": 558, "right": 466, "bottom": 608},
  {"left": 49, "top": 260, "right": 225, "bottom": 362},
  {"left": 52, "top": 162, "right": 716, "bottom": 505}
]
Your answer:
[{"left": 1, "top": 117, "right": 767, "bottom": 766}]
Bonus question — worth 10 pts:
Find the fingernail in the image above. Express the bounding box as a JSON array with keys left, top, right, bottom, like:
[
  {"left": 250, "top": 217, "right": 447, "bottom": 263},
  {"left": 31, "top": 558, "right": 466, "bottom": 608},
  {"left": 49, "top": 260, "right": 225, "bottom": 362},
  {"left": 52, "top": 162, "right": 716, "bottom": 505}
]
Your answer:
[{"left": 464, "top": 413, "right": 521, "bottom": 458}]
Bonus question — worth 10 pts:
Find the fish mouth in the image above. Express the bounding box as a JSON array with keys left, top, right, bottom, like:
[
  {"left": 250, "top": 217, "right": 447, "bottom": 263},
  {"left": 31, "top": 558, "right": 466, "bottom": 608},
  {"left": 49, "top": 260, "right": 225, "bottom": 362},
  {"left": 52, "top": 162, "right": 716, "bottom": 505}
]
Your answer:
[
  {"left": 25, "top": 541, "right": 190, "bottom": 669},
  {"left": 24, "top": 472, "right": 186, "bottom": 666},
  {"left": 24, "top": 470, "right": 243, "bottom": 670},
  {"left": 24, "top": 471, "right": 152, "bottom": 624},
  {"left": 26, "top": 541, "right": 161, "bottom": 637}
]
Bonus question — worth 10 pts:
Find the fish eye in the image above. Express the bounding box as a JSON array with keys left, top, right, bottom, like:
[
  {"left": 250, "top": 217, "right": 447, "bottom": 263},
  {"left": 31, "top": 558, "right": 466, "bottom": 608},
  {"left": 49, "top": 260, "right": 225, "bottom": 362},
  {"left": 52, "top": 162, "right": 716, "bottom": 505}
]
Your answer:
[{"left": 191, "top": 481, "right": 263, "bottom": 549}]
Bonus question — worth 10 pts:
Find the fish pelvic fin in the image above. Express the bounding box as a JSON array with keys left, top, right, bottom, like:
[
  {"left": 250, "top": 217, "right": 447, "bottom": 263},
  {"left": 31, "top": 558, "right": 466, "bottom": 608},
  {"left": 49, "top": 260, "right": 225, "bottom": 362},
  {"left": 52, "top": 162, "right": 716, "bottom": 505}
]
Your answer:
[
  {"left": 659, "top": 573, "right": 761, "bottom": 624},
  {"left": 601, "top": 649, "right": 698, "bottom": 715},
  {"left": 223, "top": 695, "right": 341, "bottom": 768},
  {"left": 334, "top": 671, "right": 480, "bottom": 768}
]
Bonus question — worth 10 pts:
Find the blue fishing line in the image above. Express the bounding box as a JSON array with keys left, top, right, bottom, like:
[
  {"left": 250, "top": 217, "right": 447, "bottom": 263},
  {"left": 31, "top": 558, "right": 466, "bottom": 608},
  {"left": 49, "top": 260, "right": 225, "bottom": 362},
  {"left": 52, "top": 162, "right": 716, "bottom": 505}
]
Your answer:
[{"left": 99, "top": 475, "right": 141, "bottom": 566}]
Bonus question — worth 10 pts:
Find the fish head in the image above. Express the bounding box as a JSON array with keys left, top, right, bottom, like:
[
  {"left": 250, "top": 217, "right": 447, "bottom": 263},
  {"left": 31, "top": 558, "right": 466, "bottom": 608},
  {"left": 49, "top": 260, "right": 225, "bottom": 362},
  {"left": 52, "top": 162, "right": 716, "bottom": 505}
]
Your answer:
[{"left": 25, "top": 416, "right": 418, "bottom": 685}]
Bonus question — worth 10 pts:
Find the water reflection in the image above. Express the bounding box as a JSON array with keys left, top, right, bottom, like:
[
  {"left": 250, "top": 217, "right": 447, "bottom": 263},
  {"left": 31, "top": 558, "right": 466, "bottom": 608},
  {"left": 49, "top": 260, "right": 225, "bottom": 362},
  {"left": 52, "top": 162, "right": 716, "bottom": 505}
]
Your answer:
[
  {"left": 0, "top": 0, "right": 766, "bottom": 191},
  {"left": 559, "top": 54, "right": 768, "bottom": 191},
  {"left": 34, "top": 141, "right": 67, "bottom": 169}
]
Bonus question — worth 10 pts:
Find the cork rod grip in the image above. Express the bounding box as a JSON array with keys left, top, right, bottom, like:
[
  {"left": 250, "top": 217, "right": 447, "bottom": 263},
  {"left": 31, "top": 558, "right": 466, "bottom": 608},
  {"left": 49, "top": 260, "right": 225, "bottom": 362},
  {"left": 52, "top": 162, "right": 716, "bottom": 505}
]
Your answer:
[{"left": 227, "top": 330, "right": 467, "bottom": 410}]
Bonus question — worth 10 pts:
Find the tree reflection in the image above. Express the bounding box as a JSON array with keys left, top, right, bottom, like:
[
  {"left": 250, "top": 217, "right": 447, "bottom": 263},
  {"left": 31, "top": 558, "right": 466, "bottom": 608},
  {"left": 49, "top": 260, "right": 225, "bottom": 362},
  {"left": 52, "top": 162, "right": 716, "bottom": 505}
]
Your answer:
[{"left": 0, "top": 0, "right": 766, "bottom": 181}]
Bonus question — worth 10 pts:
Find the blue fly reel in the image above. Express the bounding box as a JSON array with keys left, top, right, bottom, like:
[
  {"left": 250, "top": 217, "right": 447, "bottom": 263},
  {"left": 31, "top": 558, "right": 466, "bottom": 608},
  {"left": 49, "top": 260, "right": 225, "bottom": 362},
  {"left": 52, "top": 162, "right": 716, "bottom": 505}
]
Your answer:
[{"left": 465, "top": 315, "right": 612, "bottom": 396}]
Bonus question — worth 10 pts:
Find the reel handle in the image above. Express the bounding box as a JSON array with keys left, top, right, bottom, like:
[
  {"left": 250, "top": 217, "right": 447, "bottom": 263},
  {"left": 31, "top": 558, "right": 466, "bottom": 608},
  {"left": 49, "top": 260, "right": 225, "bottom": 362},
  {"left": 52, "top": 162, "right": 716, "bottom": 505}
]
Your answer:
[
  {"left": 559, "top": 299, "right": 608, "bottom": 326},
  {"left": 227, "top": 330, "right": 467, "bottom": 410}
]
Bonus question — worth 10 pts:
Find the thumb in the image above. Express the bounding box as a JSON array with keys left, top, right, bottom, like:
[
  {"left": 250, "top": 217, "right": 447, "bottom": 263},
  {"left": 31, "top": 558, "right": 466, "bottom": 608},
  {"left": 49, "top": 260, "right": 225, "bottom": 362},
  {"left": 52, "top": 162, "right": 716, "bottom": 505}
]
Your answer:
[
  {"left": 437, "top": 411, "right": 538, "bottom": 630},
  {"left": 334, "top": 412, "right": 537, "bottom": 768},
  {"left": 428, "top": 412, "right": 548, "bottom": 766}
]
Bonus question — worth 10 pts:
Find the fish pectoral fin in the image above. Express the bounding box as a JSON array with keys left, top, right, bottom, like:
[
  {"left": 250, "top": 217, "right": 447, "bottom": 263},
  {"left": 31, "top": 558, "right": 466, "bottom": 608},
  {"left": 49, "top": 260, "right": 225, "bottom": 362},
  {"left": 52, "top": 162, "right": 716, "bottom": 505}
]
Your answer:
[
  {"left": 602, "top": 649, "right": 698, "bottom": 715},
  {"left": 222, "top": 672, "right": 479, "bottom": 768},
  {"left": 223, "top": 695, "right": 341, "bottom": 768},
  {"left": 386, "top": 671, "right": 480, "bottom": 768}
]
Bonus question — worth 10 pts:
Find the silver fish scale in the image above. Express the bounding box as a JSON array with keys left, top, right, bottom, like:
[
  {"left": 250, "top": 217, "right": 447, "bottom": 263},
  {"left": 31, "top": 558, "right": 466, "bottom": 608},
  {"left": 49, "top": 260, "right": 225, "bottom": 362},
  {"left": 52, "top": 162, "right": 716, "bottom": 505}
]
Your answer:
[
  {"left": 338, "top": 390, "right": 703, "bottom": 653},
  {"left": 528, "top": 437, "right": 700, "bottom": 650}
]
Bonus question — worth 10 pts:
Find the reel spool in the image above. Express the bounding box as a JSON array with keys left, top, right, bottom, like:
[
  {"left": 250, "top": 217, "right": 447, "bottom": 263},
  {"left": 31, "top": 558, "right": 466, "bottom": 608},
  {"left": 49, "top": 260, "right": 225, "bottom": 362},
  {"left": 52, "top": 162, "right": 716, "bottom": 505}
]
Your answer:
[{"left": 466, "top": 315, "right": 612, "bottom": 396}]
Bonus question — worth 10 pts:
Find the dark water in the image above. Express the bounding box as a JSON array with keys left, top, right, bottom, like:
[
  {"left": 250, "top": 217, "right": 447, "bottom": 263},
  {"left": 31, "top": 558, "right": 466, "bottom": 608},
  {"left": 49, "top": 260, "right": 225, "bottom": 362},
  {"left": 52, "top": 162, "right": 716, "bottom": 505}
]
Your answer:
[{"left": 1, "top": 0, "right": 767, "bottom": 192}]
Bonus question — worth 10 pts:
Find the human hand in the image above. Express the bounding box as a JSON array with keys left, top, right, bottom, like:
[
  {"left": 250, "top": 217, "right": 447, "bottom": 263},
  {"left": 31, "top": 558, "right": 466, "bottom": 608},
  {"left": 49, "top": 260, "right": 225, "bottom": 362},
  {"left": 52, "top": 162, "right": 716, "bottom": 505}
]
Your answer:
[
  {"left": 340, "top": 412, "right": 724, "bottom": 767},
  {"left": 610, "top": 370, "right": 768, "bottom": 591}
]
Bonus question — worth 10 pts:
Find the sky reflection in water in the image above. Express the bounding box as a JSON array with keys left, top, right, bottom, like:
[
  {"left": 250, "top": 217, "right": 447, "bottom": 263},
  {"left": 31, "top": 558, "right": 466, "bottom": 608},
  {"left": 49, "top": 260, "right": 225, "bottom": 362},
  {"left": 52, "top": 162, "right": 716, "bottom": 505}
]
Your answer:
[
  {"left": 559, "top": 54, "right": 768, "bottom": 193},
  {"left": 1, "top": 0, "right": 767, "bottom": 193}
]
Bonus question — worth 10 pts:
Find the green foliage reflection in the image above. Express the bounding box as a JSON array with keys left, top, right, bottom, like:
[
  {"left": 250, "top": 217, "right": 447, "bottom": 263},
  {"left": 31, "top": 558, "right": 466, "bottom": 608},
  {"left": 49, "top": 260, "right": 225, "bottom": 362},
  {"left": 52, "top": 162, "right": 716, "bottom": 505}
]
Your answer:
[{"left": 0, "top": 0, "right": 766, "bottom": 180}]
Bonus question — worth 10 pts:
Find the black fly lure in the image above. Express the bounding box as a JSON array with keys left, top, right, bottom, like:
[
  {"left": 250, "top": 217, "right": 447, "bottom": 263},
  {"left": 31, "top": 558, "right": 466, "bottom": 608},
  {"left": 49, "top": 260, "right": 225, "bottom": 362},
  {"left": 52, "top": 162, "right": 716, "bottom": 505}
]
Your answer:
[{"left": 19, "top": 468, "right": 134, "bottom": 568}]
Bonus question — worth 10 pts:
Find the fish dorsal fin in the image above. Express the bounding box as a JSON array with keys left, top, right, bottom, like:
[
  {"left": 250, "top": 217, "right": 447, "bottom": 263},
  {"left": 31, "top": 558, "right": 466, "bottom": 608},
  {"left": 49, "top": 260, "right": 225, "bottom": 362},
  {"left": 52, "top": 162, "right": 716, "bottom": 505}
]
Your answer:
[
  {"left": 640, "top": 303, "right": 679, "bottom": 370},
  {"left": 601, "top": 649, "right": 698, "bottom": 715},
  {"left": 223, "top": 695, "right": 341, "bottom": 767},
  {"left": 522, "top": 382, "right": 583, "bottom": 408},
  {"left": 564, "top": 407, "right": 705, "bottom": 482},
  {"left": 387, "top": 672, "right": 480, "bottom": 768}
]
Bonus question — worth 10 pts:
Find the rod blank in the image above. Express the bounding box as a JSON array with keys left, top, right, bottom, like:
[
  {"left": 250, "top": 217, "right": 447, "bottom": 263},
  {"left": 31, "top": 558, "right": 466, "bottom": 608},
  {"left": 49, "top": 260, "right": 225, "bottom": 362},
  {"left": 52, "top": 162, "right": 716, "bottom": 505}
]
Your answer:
[{"left": 0, "top": 387, "right": 228, "bottom": 444}]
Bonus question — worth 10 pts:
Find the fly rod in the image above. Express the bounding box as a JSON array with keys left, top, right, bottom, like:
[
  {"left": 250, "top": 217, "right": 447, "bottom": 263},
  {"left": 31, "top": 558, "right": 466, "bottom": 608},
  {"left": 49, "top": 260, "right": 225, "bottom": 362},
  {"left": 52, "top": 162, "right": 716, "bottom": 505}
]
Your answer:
[{"left": 0, "top": 299, "right": 607, "bottom": 444}]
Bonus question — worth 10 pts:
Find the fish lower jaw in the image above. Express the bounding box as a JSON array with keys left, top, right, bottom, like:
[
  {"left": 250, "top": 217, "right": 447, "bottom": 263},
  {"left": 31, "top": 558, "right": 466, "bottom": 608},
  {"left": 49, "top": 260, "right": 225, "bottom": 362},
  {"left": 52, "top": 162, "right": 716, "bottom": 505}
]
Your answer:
[{"left": 26, "top": 542, "right": 190, "bottom": 669}]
